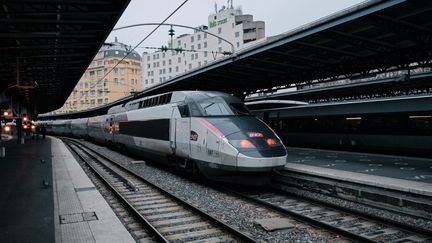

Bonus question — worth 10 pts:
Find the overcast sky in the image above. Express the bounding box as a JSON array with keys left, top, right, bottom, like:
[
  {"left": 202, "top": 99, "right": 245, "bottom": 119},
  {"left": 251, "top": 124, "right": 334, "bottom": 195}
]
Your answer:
[{"left": 106, "top": 0, "right": 365, "bottom": 52}]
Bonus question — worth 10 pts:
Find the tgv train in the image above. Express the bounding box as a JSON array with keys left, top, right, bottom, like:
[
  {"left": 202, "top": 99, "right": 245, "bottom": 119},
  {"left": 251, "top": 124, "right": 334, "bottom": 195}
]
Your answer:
[{"left": 41, "top": 91, "right": 287, "bottom": 183}]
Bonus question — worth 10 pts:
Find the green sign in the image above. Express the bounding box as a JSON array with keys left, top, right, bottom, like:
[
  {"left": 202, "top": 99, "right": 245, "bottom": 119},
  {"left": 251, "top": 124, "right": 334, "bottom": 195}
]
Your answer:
[{"left": 209, "top": 18, "right": 227, "bottom": 28}]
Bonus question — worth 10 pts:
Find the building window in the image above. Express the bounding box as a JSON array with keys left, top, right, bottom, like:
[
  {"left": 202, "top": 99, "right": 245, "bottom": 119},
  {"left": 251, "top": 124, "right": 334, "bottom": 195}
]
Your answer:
[
  {"left": 176, "top": 66, "right": 179, "bottom": 72},
  {"left": 191, "top": 36, "right": 194, "bottom": 42},
  {"left": 168, "top": 59, "right": 172, "bottom": 65},
  {"left": 114, "top": 78, "right": 119, "bottom": 84},
  {"left": 89, "top": 71, "right": 95, "bottom": 76},
  {"left": 197, "top": 34, "right": 201, "bottom": 40},
  {"left": 113, "top": 68, "right": 118, "bottom": 74},
  {"left": 191, "top": 45, "right": 194, "bottom": 50},
  {"left": 178, "top": 57, "right": 181, "bottom": 63},
  {"left": 218, "top": 47, "right": 222, "bottom": 52},
  {"left": 85, "top": 82, "right": 88, "bottom": 88},
  {"left": 218, "top": 27, "right": 222, "bottom": 34},
  {"left": 218, "top": 39, "right": 222, "bottom": 44},
  {"left": 204, "top": 51, "right": 208, "bottom": 57},
  {"left": 169, "top": 67, "right": 172, "bottom": 73},
  {"left": 237, "top": 42, "right": 240, "bottom": 48},
  {"left": 191, "top": 54, "right": 194, "bottom": 60},
  {"left": 204, "top": 42, "right": 207, "bottom": 48},
  {"left": 235, "top": 31, "right": 240, "bottom": 38},
  {"left": 163, "top": 60, "right": 166, "bottom": 66},
  {"left": 204, "top": 33, "right": 207, "bottom": 38},
  {"left": 177, "top": 40, "right": 181, "bottom": 46},
  {"left": 98, "top": 99, "right": 103, "bottom": 104},
  {"left": 90, "top": 90, "right": 95, "bottom": 96},
  {"left": 147, "top": 56, "right": 150, "bottom": 61},
  {"left": 197, "top": 43, "right": 201, "bottom": 50},
  {"left": 195, "top": 53, "right": 198, "bottom": 59},
  {"left": 162, "top": 53, "right": 165, "bottom": 58},
  {"left": 120, "top": 68, "right": 126, "bottom": 75},
  {"left": 188, "top": 63, "right": 192, "bottom": 69},
  {"left": 147, "top": 64, "right": 150, "bottom": 68}
]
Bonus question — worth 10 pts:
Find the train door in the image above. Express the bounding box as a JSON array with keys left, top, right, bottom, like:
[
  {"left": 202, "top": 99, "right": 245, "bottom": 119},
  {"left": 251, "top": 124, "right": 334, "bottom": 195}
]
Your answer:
[
  {"left": 173, "top": 104, "right": 190, "bottom": 158},
  {"left": 205, "top": 129, "right": 221, "bottom": 164},
  {"left": 170, "top": 107, "right": 177, "bottom": 154}
]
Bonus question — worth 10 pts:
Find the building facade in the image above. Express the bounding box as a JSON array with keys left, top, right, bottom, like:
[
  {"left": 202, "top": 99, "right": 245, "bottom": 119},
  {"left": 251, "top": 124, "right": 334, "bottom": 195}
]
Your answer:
[
  {"left": 142, "top": 4, "right": 265, "bottom": 89},
  {"left": 53, "top": 39, "right": 142, "bottom": 114}
]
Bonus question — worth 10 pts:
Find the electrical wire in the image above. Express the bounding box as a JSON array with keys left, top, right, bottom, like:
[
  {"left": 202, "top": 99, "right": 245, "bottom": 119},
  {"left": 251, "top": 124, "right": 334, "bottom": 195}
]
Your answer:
[
  {"left": 77, "top": 0, "right": 190, "bottom": 101},
  {"left": 64, "top": 0, "right": 191, "bottom": 112}
]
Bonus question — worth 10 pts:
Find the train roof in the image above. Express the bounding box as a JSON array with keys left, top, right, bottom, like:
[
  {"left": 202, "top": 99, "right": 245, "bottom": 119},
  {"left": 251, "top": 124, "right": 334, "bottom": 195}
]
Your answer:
[{"left": 107, "top": 91, "right": 239, "bottom": 114}]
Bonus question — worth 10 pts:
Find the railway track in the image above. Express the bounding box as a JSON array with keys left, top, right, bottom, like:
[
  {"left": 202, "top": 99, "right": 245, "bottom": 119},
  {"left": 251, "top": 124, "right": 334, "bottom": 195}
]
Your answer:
[
  {"left": 226, "top": 187, "right": 432, "bottom": 243},
  {"left": 64, "top": 138, "right": 255, "bottom": 243}
]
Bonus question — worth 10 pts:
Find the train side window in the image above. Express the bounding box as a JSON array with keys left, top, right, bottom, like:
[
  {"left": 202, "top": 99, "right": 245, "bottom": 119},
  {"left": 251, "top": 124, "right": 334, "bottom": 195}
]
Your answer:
[{"left": 178, "top": 104, "right": 190, "bottom": 117}]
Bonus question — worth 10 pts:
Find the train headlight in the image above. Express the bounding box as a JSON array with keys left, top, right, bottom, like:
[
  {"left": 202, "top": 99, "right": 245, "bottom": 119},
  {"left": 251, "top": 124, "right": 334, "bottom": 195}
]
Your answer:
[
  {"left": 266, "top": 138, "right": 278, "bottom": 147},
  {"left": 23, "top": 125, "right": 28, "bottom": 129},
  {"left": 31, "top": 125, "right": 36, "bottom": 129},
  {"left": 230, "top": 139, "right": 257, "bottom": 149},
  {"left": 4, "top": 126, "right": 10, "bottom": 132}
]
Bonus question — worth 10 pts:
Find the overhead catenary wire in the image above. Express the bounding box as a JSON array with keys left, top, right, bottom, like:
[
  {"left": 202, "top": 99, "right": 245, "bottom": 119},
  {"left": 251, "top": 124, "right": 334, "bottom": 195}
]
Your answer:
[
  {"left": 81, "top": 0, "right": 190, "bottom": 98},
  {"left": 136, "top": 46, "right": 232, "bottom": 57}
]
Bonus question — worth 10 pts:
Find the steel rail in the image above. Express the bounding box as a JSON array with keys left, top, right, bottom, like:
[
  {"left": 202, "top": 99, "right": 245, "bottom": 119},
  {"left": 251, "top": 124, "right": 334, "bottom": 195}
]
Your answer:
[
  {"left": 65, "top": 140, "right": 168, "bottom": 242},
  {"left": 272, "top": 171, "right": 432, "bottom": 237},
  {"left": 223, "top": 187, "right": 431, "bottom": 243},
  {"left": 64, "top": 138, "right": 256, "bottom": 243}
]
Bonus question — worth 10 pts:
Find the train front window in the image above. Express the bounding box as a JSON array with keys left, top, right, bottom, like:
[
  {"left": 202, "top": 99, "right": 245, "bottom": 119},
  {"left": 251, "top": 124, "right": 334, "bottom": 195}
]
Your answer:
[{"left": 200, "top": 100, "right": 233, "bottom": 116}]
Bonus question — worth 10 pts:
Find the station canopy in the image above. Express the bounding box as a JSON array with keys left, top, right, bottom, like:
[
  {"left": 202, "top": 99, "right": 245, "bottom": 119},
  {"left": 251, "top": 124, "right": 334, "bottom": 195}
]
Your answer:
[
  {"left": 140, "top": 0, "right": 432, "bottom": 98},
  {"left": 0, "top": 0, "right": 130, "bottom": 114}
]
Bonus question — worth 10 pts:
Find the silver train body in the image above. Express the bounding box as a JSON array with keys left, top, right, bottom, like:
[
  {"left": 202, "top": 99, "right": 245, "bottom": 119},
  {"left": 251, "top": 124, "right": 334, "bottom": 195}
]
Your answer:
[{"left": 42, "top": 91, "right": 287, "bottom": 183}]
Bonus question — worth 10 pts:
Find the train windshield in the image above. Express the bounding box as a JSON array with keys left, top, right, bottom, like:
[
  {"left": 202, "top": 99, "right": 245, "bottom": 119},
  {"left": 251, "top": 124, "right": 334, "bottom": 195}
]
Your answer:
[{"left": 196, "top": 97, "right": 251, "bottom": 116}]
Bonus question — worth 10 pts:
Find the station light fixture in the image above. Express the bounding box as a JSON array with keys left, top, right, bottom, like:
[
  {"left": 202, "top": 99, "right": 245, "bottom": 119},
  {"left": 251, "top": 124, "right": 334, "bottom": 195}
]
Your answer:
[
  {"left": 409, "top": 115, "right": 432, "bottom": 119},
  {"left": 345, "top": 117, "right": 362, "bottom": 121}
]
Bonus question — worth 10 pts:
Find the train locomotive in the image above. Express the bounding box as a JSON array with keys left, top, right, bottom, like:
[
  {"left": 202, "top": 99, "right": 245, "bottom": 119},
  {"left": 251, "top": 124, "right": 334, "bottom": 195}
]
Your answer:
[{"left": 42, "top": 91, "right": 287, "bottom": 183}]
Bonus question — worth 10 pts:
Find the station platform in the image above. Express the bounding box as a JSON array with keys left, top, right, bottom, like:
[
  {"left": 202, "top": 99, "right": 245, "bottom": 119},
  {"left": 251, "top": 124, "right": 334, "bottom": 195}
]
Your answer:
[
  {"left": 284, "top": 147, "right": 432, "bottom": 197},
  {"left": 0, "top": 136, "right": 134, "bottom": 243}
]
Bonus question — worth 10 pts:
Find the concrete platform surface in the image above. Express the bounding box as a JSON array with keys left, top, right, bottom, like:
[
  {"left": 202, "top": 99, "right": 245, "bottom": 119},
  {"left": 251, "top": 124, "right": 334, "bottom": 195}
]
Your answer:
[
  {"left": 52, "top": 137, "right": 135, "bottom": 243},
  {"left": 0, "top": 137, "right": 54, "bottom": 243},
  {"left": 0, "top": 136, "right": 135, "bottom": 243},
  {"left": 285, "top": 147, "right": 432, "bottom": 196}
]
